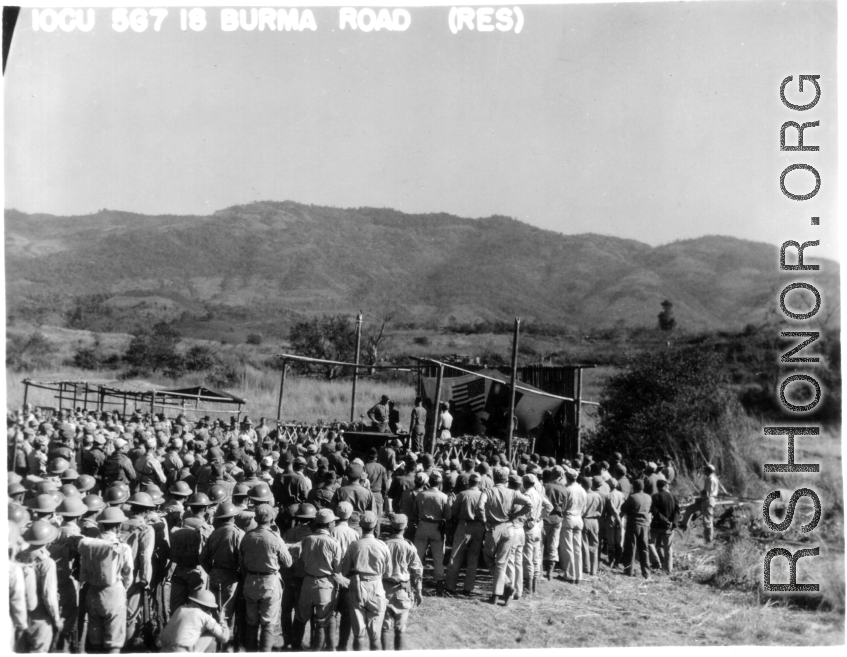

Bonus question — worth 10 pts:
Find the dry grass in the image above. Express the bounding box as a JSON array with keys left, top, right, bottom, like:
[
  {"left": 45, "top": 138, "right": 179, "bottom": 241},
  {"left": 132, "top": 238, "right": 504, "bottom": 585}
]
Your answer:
[
  {"left": 404, "top": 556, "right": 844, "bottom": 648},
  {"left": 5, "top": 366, "right": 417, "bottom": 424}
]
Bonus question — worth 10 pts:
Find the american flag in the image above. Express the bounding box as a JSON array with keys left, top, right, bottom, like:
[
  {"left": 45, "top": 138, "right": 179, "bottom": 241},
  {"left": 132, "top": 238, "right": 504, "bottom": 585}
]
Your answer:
[{"left": 451, "top": 377, "right": 487, "bottom": 412}]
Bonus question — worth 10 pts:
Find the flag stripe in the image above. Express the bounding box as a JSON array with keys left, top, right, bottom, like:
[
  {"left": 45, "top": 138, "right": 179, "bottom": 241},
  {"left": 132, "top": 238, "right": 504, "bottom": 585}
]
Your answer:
[{"left": 451, "top": 378, "right": 486, "bottom": 411}]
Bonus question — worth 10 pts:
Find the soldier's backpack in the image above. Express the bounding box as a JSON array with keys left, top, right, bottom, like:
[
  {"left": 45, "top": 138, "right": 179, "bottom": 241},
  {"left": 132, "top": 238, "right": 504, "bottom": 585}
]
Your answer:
[
  {"left": 78, "top": 537, "right": 123, "bottom": 587},
  {"left": 169, "top": 525, "right": 202, "bottom": 568},
  {"left": 19, "top": 559, "right": 41, "bottom": 613},
  {"left": 103, "top": 454, "right": 127, "bottom": 484},
  {"left": 119, "top": 519, "right": 148, "bottom": 574}
]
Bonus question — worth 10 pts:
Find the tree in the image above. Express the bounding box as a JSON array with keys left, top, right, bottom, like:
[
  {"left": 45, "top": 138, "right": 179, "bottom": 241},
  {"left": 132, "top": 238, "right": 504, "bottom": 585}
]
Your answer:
[
  {"left": 6, "top": 331, "right": 58, "bottom": 371},
  {"left": 289, "top": 315, "right": 358, "bottom": 380},
  {"left": 658, "top": 299, "right": 676, "bottom": 331},
  {"left": 587, "top": 346, "right": 740, "bottom": 472},
  {"left": 124, "top": 322, "right": 184, "bottom": 373}
]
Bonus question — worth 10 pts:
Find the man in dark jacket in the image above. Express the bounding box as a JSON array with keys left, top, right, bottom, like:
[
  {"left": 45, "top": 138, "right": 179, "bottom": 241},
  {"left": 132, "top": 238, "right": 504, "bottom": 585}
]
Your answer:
[
  {"left": 649, "top": 478, "right": 679, "bottom": 573},
  {"left": 620, "top": 479, "right": 652, "bottom": 579}
]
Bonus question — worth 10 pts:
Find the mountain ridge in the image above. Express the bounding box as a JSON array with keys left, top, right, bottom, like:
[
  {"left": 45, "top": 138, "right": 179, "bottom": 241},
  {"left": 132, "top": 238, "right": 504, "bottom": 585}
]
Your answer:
[{"left": 4, "top": 202, "right": 839, "bottom": 336}]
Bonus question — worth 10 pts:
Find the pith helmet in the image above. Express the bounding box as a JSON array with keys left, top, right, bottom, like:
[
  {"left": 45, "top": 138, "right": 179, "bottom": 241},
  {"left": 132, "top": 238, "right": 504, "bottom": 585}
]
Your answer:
[
  {"left": 295, "top": 503, "right": 317, "bottom": 520},
  {"left": 128, "top": 492, "right": 156, "bottom": 508},
  {"left": 24, "top": 519, "right": 59, "bottom": 545},
  {"left": 57, "top": 497, "right": 88, "bottom": 517}
]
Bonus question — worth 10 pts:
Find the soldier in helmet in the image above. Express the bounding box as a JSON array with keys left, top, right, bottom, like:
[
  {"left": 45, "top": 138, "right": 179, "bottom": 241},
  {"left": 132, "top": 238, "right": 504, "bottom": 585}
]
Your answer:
[
  {"left": 168, "top": 480, "right": 193, "bottom": 506},
  {"left": 80, "top": 434, "right": 107, "bottom": 489},
  {"left": 381, "top": 513, "right": 424, "bottom": 650},
  {"left": 295, "top": 507, "right": 344, "bottom": 650},
  {"left": 206, "top": 483, "right": 230, "bottom": 521},
  {"left": 238, "top": 503, "right": 293, "bottom": 652},
  {"left": 281, "top": 502, "right": 316, "bottom": 649},
  {"left": 51, "top": 496, "right": 88, "bottom": 651},
  {"left": 75, "top": 474, "right": 97, "bottom": 496},
  {"left": 231, "top": 483, "right": 257, "bottom": 532},
  {"left": 159, "top": 588, "right": 230, "bottom": 652},
  {"left": 9, "top": 523, "right": 29, "bottom": 649},
  {"left": 121, "top": 492, "right": 157, "bottom": 648},
  {"left": 15, "top": 520, "right": 62, "bottom": 652},
  {"left": 27, "top": 492, "right": 60, "bottom": 528},
  {"left": 199, "top": 501, "right": 244, "bottom": 650},
  {"left": 77, "top": 507, "right": 134, "bottom": 653},
  {"left": 45, "top": 456, "right": 70, "bottom": 487},
  {"left": 169, "top": 493, "right": 214, "bottom": 613},
  {"left": 341, "top": 510, "right": 389, "bottom": 651},
  {"left": 103, "top": 481, "right": 131, "bottom": 509},
  {"left": 80, "top": 494, "right": 105, "bottom": 537}
]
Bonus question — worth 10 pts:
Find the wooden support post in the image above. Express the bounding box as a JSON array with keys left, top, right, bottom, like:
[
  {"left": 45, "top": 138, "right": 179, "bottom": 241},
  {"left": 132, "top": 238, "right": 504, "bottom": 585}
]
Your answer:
[
  {"left": 276, "top": 360, "right": 288, "bottom": 422},
  {"left": 575, "top": 367, "right": 583, "bottom": 456},
  {"left": 150, "top": 392, "right": 156, "bottom": 418},
  {"left": 351, "top": 312, "right": 363, "bottom": 423},
  {"left": 58, "top": 382, "right": 65, "bottom": 413},
  {"left": 83, "top": 385, "right": 89, "bottom": 412},
  {"left": 507, "top": 317, "right": 521, "bottom": 462},
  {"left": 22, "top": 380, "right": 29, "bottom": 410},
  {"left": 122, "top": 394, "right": 127, "bottom": 417},
  {"left": 71, "top": 384, "right": 78, "bottom": 412},
  {"left": 430, "top": 364, "right": 444, "bottom": 455}
]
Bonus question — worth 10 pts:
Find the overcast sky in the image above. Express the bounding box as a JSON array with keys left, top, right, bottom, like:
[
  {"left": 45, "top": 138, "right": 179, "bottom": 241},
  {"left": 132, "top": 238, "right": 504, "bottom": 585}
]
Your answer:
[{"left": 4, "top": 1, "right": 839, "bottom": 259}]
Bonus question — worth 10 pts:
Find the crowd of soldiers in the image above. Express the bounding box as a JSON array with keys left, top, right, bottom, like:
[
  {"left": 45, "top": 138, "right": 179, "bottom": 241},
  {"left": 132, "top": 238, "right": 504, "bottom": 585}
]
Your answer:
[{"left": 7, "top": 402, "right": 725, "bottom": 653}]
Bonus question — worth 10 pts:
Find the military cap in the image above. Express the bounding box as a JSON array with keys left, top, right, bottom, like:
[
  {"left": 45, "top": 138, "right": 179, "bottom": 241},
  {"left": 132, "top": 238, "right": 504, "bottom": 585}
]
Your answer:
[
  {"left": 389, "top": 513, "right": 408, "bottom": 530},
  {"left": 254, "top": 503, "right": 275, "bottom": 524},
  {"left": 315, "top": 508, "right": 338, "bottom": 525},
  {"left": 522, "top": 474, "right": 538, "bottom": 487},
  {"left": 591, "top": 476, "right": 604, "bottom": 489},
  {"left": 336, "top": 501, "right": 353, "bottom": 520},
  {"left": 360, "top": 510, "right": 378, "bottom": 530}
]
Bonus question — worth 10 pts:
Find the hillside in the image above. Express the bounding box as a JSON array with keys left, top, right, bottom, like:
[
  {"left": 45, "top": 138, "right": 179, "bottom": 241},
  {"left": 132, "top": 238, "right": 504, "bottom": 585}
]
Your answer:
[{"left": 4, "top": 202, "right": 840, "bottom": 338}]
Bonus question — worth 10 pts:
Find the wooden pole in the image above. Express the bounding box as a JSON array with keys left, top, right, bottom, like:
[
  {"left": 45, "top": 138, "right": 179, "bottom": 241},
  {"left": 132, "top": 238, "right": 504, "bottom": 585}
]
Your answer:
[
  {"left": 83, "top": 385, "right": 89, "bottom": 412},
  {"left": 350, "top": 312, "right": 363, "bottom": 423},
  {"left": 276, "top": 360, "right": 288, "bottom": 421},
  {"left": 71, "top": 384, "right": 78, "bottom": 412},
  {"left": 22, "top": 381, "right": 29, "bottom": 410},
  {"left": 58, "top": 383, "right": 65, "bottom": 413},
  {"left": 150, "top": 391, "right": 156, "bottom": 418},
  {"left": 507, "top": 317, "right": 521, "bottom": 462},
  {"left": 575, "top": 367, "right": 584, "bottom": 456},
  {"left": 430, "top": 364, "right": 444, "bottom": 455}
]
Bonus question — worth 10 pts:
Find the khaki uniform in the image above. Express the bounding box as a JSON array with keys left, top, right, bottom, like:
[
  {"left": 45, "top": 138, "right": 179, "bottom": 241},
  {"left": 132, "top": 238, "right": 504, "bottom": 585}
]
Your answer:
[
  {"left": 412, "top": 487, "right": 451, "bottom": 582},
  {"left": 559, "top": 483, "right": 587, "bottom": 583},
  {"left": 16, "top": 548, "right": 62, "bottom": 653},
  {"left": 238, "top": 525, "right": 292, "bottom": 651},
  {"left": 296, "top": 529, "right": 343, "bottom": 628},
  {"left": 482, "top": 485, "right": 532, "bottom": 596},
  {"left": 341, "top": 535, "right": 390, "bottom": 650},
  {"left": 445, "top": 488, "right": 485, "bottom": 593},
  {"left": 78, "top": 532, "right": 134, "bottom": 650},
  {"left": 382, "top": 536, "right": 423, "bottom": 639},
  {"left": 160, "top": 605, "right": 226, "bottom": 652},
  {"left": 199, "top": 523, "right": 244, "bottom": 636}
]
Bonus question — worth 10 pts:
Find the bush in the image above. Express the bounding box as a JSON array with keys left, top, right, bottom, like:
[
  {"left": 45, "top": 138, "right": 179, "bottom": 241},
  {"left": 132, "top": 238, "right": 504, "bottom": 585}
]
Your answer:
[
  {"left": 246, "top": 333, "right": 263, "bottom": 345},
  {"left": 6, "top": 331, "right": 58, "bottom": 371},
  {"left": 413, "top": 336, "right": 430, "bottom": 346},
  {"left": 586, "top": 345, "right": 747, "bottom": 479}
]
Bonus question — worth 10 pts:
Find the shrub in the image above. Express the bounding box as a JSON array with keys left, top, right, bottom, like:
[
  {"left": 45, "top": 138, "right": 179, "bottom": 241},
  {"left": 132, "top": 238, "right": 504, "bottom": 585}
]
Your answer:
[
  {"left": 246, "top": 333, "right": 263, "bottom": 345},
  {"left": 587, "top": 345, "right": 747, "bottom": 479},
  {"left": 6, "top": 331, "right": 58, "bottom": 371}
]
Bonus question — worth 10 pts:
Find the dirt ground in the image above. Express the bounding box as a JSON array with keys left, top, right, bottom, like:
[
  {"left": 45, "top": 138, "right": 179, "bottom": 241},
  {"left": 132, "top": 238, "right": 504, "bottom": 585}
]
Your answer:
[{"left": 402, "top": 529, "right": 845, "bottom": 649}]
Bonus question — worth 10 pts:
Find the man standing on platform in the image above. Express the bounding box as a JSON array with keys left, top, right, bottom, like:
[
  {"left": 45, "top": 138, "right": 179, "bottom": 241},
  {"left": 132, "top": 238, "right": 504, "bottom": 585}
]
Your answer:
[{"left": 367, "top": 396, "right": 391, "bottom": 433}]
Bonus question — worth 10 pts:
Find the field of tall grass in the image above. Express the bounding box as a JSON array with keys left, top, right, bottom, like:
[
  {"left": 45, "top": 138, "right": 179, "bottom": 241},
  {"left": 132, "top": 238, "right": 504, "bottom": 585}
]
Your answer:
[{"left": 4, "top": 366, "right": 418, "bottom": 425}]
